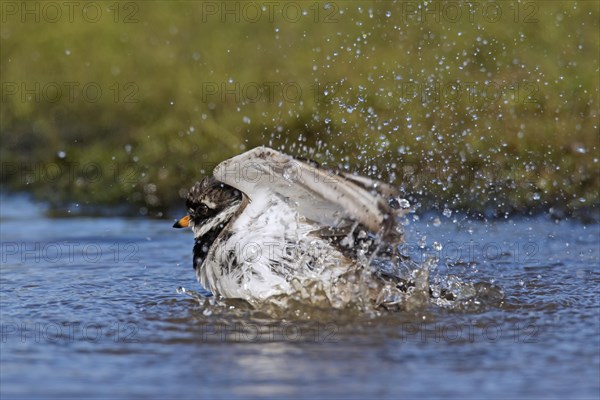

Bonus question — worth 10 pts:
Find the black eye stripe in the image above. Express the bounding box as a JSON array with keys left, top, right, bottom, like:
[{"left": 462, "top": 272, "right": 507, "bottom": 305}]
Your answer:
[{"left": 190, "top": 203, "right": 217, "bottom": 218}]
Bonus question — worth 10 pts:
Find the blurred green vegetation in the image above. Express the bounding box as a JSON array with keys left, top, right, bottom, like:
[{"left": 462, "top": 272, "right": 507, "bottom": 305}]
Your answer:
[{"left": 1, "top": 1, "right": 598, "bottom": 218}]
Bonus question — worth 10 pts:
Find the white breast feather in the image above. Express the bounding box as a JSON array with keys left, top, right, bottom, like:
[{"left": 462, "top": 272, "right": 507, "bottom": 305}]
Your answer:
[{"left": 201, "top": 191, "right": 348, "bottom": 302}]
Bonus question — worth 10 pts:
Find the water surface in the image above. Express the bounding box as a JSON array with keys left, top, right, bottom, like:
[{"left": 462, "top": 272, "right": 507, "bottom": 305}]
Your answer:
[{"left": 1, "top": 195, "right": 598, "bottom": 398}]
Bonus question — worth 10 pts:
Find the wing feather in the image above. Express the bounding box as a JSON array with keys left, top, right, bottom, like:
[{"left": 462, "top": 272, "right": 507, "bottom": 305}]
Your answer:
[{"left": 213, "top": 146, "right": 405, "bottom": 244}]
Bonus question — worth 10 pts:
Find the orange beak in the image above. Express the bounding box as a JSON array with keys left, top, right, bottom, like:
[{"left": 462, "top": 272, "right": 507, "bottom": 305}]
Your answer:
[{"left": 173, "top": 215, "right": 190, "bottom": 228}]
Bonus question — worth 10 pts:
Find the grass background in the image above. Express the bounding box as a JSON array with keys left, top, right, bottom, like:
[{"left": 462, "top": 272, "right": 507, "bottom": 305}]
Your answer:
[{"left": 1, "top": 1, "right": 598, "bottom": 218}]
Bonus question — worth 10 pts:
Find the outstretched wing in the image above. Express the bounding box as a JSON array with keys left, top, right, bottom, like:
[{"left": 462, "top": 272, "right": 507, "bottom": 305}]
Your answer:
[{"left": 213, "top": 146, "right": 407, "bottom": 245}]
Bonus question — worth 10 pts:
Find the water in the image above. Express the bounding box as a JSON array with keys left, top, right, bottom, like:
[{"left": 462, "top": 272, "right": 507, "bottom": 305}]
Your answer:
[{"left": 1, "top": 194, "right": 598, "bottom": 398}]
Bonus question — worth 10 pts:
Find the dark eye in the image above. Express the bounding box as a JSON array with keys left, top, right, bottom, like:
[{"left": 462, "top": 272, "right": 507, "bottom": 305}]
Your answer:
[{"left": 199, "top": 204, "right": 209, "bottom": 213}]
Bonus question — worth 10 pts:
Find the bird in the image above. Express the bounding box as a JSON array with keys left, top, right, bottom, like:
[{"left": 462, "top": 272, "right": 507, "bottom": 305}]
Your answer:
[{"left": 173, "top": 146, "right": 423, "bottom": 310}]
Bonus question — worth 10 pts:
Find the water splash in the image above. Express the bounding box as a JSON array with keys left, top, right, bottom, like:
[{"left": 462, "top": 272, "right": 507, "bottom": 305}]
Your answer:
[{"left": 177, "top": 247, "right": 504, "bottom": 319}]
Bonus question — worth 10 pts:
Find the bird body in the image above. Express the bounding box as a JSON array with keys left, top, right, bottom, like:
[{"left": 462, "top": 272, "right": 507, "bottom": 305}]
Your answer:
[{"left": 174, "top": 146, "right": 409, "bottom": 308}]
